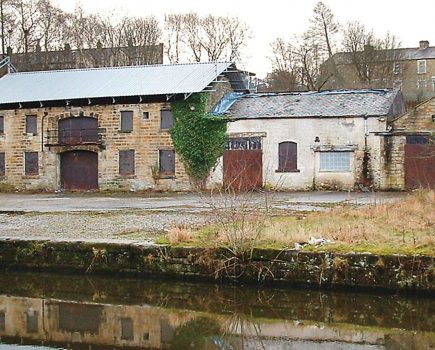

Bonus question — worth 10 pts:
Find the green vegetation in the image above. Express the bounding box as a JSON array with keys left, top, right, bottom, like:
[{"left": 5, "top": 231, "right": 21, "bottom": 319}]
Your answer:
[
  {"left": 168, "top": 190, "right": 435, "bottom": 256},
  {"left": 171, "top": 93, "right": 227, "bottom": 188}
]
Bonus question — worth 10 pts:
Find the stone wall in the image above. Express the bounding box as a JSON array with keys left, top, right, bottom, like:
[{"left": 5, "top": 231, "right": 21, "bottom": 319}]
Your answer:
[
  {"left": 0, "top": 102, "right": 191, "bottom": 191},
  {"left": 0, "top": 238, "right": 432, "bottom": 292}
]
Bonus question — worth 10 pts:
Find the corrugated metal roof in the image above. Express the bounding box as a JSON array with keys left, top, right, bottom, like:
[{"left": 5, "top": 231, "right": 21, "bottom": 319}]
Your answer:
[
  {"left": 226, "top": 89, "right": 401, "bottom": 119},
  {"left": 0, "top": 62, "right": 232, "bottom": 105}
]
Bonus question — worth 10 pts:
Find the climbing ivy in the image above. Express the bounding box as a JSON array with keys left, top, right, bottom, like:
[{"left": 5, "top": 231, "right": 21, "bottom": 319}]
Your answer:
[{"left": 171, "top": 93, "right": 227, "bottom": 188}]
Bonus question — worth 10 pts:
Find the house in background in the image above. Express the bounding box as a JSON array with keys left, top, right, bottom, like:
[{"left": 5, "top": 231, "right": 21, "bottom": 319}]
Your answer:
[
  {"left": 0, "top": 42, "right": 164, "bottom": 77},
  {"left": 211, "top": 89, "right": 406, "bottom": 191},
  {"left": 321, "top": 41, "right": 435, "bottom": 106},
  {"left": 0, "top": 62, "right": 250, "bottom": 192},
  {"left": 381, "top": 97, "right": 435, "bottom": 189}
]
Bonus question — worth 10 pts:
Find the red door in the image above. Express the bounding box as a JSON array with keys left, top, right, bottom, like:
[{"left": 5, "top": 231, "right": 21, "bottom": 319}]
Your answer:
[
  {"left": 405, "top": 143, "right": 435, "bottom": 189},
  {"left": 223, "top": 149, "right": 263, "bottom": 191},
  {"left": 60, "top": 151, "right": 98, "bottom": 190}
]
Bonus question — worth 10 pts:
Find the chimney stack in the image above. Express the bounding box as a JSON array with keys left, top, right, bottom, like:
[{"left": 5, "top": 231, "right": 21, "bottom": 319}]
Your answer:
[{"left": 419, "top": 40, "right": 429, "bottom": 50}]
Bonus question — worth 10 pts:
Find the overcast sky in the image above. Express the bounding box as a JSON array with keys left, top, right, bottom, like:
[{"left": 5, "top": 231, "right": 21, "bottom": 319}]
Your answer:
[{"left": 53, "top": 0, "right": 435, "bottom": 78}]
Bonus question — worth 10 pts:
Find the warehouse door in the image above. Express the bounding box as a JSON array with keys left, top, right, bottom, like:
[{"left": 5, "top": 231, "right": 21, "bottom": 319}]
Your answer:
[{"left": 60, "top": 151, "right": 98, "bottom": 190}]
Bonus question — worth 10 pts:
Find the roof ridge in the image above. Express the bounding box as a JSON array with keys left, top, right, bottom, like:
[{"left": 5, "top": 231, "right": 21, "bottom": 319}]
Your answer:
[{"left": 6, "top": 61, "right": 233, "bottom": 76}]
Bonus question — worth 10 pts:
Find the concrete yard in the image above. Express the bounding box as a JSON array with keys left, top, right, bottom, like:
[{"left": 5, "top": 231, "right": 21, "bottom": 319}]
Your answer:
[{"left": 0, "top": 191, "right": 406, "bottom": 241}]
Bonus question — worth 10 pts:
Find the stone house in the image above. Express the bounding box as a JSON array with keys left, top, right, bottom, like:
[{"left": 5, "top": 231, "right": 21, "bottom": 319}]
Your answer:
[
  {"left": 381, "top": 97, "right": 435, "bottom": 189},
  {"left": 322, "top": 41, "right": 435, "bottom": 106},
  {"left": 0, "top": 43, "right": 164, "bottom": 77},
  {"left": 211, "top": 89, "right": 406, "bottom": 191},
  {"left": 0, "top": 62, "right": 245, "bottom": 192}
]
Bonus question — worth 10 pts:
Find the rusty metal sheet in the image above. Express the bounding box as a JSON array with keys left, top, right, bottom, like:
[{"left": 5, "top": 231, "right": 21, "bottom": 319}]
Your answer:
[
  {"left": 223, "top": 149, "right": 263, "bottom": 191},
  {"left": 405, "top": 144, "right": 435, "bottom": 189},
  {"left": 60, "top": 150, "right": 98, "bottom": 190}
]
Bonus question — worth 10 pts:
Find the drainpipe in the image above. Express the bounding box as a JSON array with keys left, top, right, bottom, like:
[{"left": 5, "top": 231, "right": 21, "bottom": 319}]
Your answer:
[{"left": 41, "top": 112, "right": 48, "bottom": 152}]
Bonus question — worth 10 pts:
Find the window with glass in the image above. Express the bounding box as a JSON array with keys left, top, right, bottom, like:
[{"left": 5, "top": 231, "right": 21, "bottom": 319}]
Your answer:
[
  {"left": 417, "top": 60, "right": 427, "bottom": 74},
  {"left": 319, "top": 152, "right": 351, "bottom": 172}
]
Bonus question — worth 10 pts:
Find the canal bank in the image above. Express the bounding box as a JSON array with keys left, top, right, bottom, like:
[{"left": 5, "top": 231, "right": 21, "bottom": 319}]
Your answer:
[{"left": 0, "top": 238, "right": 433, "bottom": 293}]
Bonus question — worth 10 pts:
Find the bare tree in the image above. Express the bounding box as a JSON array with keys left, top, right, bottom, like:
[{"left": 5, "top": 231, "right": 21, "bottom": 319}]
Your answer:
[
  {"left": 11, "top": 0, "right": 41, "bottom": 53},
  {"left": 342, "top": 21, "right": 401, "bottom": 87},
  {"left": 164, "top": 13, "right": 183, "bottom": 63},
  {"left": 306, "top": 1, "right": 343, "bottom": 86}
]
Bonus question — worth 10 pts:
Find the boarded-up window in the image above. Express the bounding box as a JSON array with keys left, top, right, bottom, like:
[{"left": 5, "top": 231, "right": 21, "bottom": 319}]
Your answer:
[
  {"left": 278, "top": 142, "right": 297, "bottom": 172},
  {"left": 25, "top": 152, "right": 39, "bottom": 175},
  {"left": 26, "top": 310, "right": 38, "bottom": 333},
  {"left": 58, "top": 302, "right": 102, "bottom": 334},
  {"left": 0, "top": 116, "right": 4, "bottom": 134},
  {"left": 0, "top": 311, "right": 5, "bottom": 331},
  {"left": 120, "top": 111, "right": 133, "bottom": 132},
  {"left": 159, "top": 150, "right": 175, "bottom": 175},
  {"left": 0, "top": 152, "right": 5, "bottom": 176},
  {"left": 121, "top": 318, "right": 134, "bottom": 340},
  {"left": 160, "top": 110, "right": 174, "bottom": 130},
  {"left": 26, "top": 115, "right": 37, "bottom": 135},
  {"left": 119, "top": 150, "right": 135, "bottom": 175}
]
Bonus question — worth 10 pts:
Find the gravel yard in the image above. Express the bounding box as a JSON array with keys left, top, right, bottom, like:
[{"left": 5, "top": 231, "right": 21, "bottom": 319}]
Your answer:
[{"left": 0, "top": 210, "right": 211, "bottom": 241}]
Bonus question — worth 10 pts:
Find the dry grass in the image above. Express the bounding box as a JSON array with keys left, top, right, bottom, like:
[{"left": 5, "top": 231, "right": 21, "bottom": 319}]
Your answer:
[
  {"left": 168, "top": 225, "right": 193, "bottom": 245},
  {"left": 195, "top": 190, "right": 435, "bottom": 255}
]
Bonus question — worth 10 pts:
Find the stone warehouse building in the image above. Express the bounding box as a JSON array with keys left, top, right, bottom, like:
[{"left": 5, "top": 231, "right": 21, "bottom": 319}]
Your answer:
[
  {"left": 322, "top": 41, "right": 435, "bottom": 105},
  {"left": 211, "top": 89, "right": 406, "bottom": 191},
  {"left": 0, "top": 62, "right": 246, "bottom": 191}
]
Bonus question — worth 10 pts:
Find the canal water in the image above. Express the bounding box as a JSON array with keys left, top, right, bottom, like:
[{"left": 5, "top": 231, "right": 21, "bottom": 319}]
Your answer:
[{"left": 0, "top": 271, "right": 433, "bottom": 350}]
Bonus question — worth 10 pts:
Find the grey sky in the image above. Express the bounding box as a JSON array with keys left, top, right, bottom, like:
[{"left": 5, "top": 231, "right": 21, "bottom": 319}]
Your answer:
[{"left": 53, "top": 0, "right": 435, "bottom": 78}]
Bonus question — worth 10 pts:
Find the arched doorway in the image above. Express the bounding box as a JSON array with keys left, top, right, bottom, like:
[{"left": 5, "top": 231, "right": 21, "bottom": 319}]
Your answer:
[{"left": 60, "top": 151, "right": 98, "bottom": 190}]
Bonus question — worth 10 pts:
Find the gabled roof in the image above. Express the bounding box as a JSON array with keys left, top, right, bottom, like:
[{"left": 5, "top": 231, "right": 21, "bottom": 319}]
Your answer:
[
  {"left": 215, "top": 89, "right": 403, "bottom": 119},
  {"left": 333, "top": 46, "right": 435, "bottom": 65},
  {"left": 0, "top": 62, "right": 234, "bottom": 106}
]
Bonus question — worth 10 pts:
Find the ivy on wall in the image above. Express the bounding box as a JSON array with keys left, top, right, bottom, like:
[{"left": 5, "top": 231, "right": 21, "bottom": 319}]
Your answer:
[{"left": 171, "top": 93, "right": 227, "bottom": 188}]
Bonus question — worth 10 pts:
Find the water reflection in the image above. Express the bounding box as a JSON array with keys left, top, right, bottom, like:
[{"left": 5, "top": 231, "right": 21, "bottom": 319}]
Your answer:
[{"left": 0, "top": 272, "right": 433, "bottom": 350}]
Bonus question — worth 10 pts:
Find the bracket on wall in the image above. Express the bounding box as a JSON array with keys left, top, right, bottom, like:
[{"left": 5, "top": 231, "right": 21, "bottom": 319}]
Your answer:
[
  {"left": 166, "top": 94, "right": 174, "bottom": 101},
  {"left": 184, "top": 92, "right": 193, "bottom": 100}
]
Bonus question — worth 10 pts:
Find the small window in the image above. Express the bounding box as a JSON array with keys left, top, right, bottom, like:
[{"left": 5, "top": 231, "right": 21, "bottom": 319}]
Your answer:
[
  {"left": 320, "top": 152, "right": 351, "bottom": 172},
  {"left": 278, "top": 141, "right": 298, "bottom": 172},
  {"left": 119, "top": 150, "right": 135, "bottom": 175},
  {"left": 0, "top": 116, "right": 4, "bottom": 134},
  {"left": 26, "top": 310, "right": 38, "bottom": 333},
  {"left": 26, "top": 115, "right": 37, "bottom": 135},
  {"left": 121, "top": 318, "right": 134, "bottom": 341},
  {"left": 417, "top": 60, "right": 427, "bottom": 74},
  {"left": 393, "top": 62, "right": 401, "bottom": 75},
  {"left": 160, "top": 110, "right": 174, "bottom": 130},
  {"left": 24, "top": 152, "right": 39, "bottom": 175},
  {"left": 159, "top": 150, "right": 175, "bottom": 176},
  {"left": 120, "top": 111, "right": 133, "bottom": 132},
  {"left": 142, "top": 112, "right": 149, "bottom": 120},
  {"left": 0, "top": 152, "right": 5, "bottom": 176},
  {"left": 417, "top": 80, "right": 427, "bottom": 89}
]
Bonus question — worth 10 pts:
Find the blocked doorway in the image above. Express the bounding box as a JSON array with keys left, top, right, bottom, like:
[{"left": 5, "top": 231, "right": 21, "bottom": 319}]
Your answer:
[{"left": 60, "top": 151, "right": 98, "bottom": 190}]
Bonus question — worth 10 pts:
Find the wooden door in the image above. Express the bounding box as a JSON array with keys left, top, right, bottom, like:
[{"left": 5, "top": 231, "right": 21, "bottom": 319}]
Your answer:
[
  {"left": 223, "top": 149, "right": 263, "bottom": 191},
  {"left": 60, "top": 151, "right": 98, "bottom": 190}
]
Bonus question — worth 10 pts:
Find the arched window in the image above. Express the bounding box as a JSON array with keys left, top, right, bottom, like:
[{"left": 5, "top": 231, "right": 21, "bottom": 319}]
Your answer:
[{"left": 278, "top": 142, "right": 297, "bottom": 172}]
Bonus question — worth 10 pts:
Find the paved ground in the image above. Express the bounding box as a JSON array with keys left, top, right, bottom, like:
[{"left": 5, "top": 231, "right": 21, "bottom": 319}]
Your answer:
[{"left": 0, "top": 191, "right": 406, "bottom": 241}]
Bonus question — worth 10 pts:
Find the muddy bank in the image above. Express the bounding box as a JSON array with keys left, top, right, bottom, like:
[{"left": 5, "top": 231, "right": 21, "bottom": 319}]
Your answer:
[{"left": 0, "top": 238, "right": 433, "bottom": 293}]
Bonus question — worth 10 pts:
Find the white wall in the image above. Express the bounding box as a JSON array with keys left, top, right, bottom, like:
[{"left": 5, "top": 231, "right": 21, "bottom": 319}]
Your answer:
[{"left": 210, "top": 116, "right": 387, "bottom": 190}]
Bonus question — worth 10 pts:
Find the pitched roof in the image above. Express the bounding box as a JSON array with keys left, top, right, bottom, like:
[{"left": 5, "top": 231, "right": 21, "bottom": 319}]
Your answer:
[
  {"left": 333, "top": 46, "right": 435, "bottom": 65},
  {"left": 0, "top": 62, "right": 233, "bottom": 106},
  {"left": 223, "top": 89, "right": 402, "bottom": 119}
]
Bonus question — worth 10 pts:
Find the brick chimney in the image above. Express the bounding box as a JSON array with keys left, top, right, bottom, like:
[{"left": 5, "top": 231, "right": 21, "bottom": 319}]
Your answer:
[{"left": 419, "top": 40, "right": 429, "bottom": 50}]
